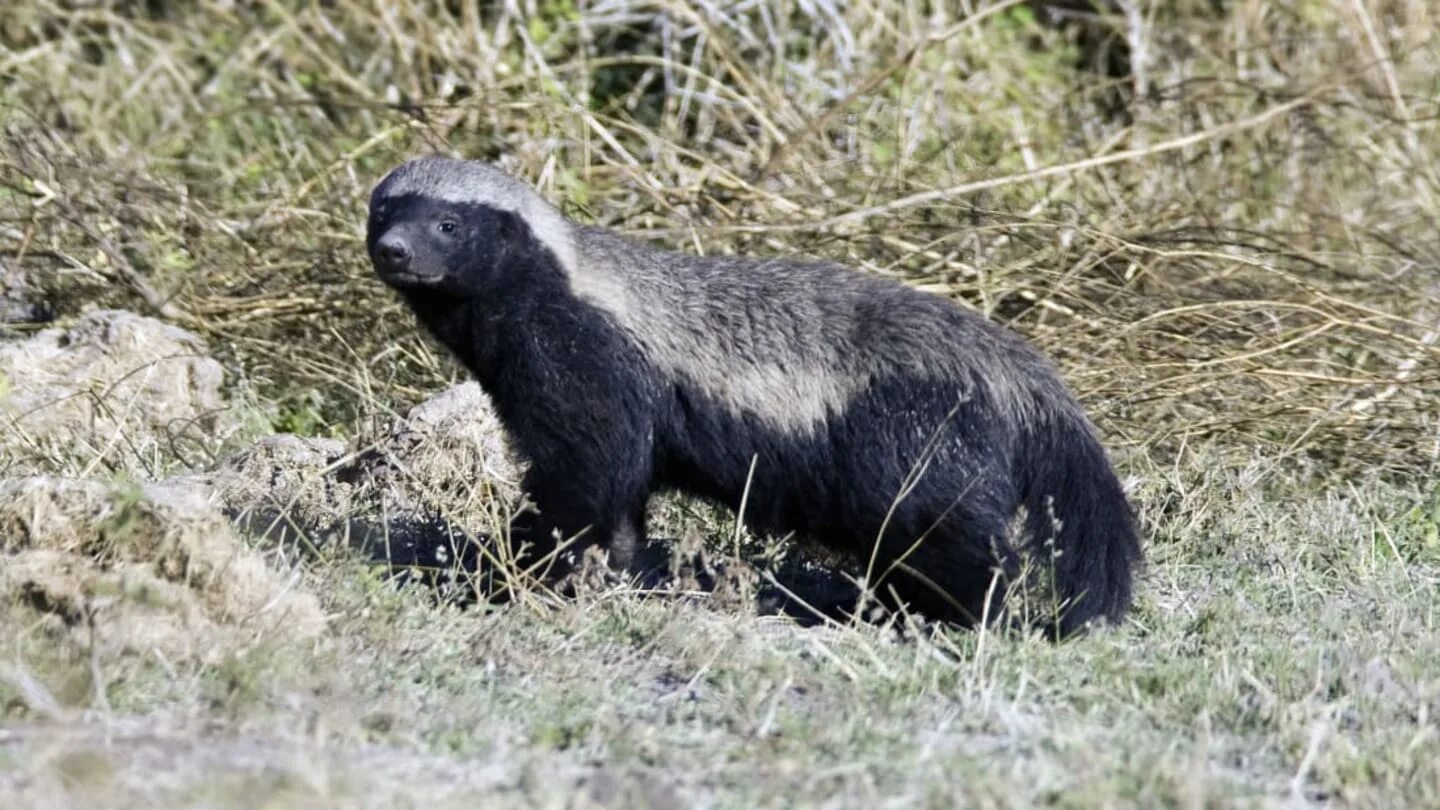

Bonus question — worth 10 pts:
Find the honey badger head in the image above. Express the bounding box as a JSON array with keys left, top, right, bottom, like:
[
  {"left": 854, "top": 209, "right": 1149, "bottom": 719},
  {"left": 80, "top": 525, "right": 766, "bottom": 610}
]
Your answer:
[{"left": 366, "top": 157, "right": 577, "bottom": 297}]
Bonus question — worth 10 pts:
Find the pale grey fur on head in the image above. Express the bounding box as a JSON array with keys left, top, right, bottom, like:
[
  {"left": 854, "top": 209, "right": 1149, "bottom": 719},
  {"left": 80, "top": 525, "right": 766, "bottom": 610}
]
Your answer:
[
  {"left": 380, "top": 158, "right": 1073, "bottom": 435},
  {"left": 375, "top": 157, "right": 578, "bottom": 274}
]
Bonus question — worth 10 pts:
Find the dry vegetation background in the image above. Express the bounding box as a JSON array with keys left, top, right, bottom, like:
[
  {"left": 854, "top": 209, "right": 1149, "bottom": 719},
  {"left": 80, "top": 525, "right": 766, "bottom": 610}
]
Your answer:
[
  {"left": 4, "top": 0, "right": 1439, "bottom": 473},
  {"left": 1, "top": 1, "right": 1439, "bottom": 807}
]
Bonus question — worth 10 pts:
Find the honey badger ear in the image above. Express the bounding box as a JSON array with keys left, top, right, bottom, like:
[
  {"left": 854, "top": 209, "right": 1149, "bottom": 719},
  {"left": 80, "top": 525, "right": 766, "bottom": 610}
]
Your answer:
[{"left": 496, "top": 208, "right": 523, "bottom": 239}]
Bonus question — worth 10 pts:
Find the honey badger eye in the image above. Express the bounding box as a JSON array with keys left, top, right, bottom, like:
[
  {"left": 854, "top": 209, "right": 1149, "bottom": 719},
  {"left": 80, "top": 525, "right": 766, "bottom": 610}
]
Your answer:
[{"left": 437, "top": 220, "right": 457, "bottom": 234}]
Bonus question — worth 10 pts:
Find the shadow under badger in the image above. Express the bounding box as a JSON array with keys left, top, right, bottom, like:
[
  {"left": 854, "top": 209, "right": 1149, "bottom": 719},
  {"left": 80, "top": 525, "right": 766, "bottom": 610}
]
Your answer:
[{"left": 366, "top": 157, "right": 1140, "bottom": 637}]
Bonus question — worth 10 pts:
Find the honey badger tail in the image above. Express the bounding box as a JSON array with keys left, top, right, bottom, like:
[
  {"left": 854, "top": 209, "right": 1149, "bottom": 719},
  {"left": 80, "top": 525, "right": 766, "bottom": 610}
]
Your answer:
[{"left": 1018, "top": 413, "right": 1140, "bottom": 639}]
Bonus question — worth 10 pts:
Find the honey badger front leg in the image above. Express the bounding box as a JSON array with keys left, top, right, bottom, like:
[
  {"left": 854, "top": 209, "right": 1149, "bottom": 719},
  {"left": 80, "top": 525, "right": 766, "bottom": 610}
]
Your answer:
[{"left": 501, "top": 400, "right": 653, "bottom": 578}]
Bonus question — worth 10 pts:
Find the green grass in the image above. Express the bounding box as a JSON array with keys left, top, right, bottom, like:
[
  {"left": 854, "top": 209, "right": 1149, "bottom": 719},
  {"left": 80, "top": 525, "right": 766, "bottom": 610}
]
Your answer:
[{"left": 2, "top": 0, "right": 1439, "bottom": 806}]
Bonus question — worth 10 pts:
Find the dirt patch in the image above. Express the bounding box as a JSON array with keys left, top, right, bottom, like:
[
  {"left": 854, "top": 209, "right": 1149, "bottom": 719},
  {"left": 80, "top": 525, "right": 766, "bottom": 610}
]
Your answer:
[
  {"left": 0, "top": 476, "right": 324, "bottom": 665},
  {"left": 0, "top": 719, "right": 579, "bottom": 809}
]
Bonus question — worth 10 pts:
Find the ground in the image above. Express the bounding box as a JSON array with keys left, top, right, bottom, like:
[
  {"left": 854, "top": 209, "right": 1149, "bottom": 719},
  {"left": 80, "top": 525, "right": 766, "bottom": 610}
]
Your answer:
[{"left": 1, "top": 2, "right": 1438, "bottom": 807}]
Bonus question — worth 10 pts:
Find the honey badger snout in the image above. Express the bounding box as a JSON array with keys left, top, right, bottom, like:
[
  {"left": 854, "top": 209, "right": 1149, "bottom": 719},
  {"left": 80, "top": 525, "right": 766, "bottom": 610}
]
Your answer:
[
  {"left": 374, "top": 233, "right": 412, "bottom": 272},
  {"left": 370, "top": 226, "right": 442, "bottom": 288}
]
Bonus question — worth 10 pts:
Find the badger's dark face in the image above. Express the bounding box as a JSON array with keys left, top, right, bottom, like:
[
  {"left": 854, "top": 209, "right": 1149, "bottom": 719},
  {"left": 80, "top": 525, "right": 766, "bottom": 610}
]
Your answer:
[{"left": 366, "top": 193, "right": 518, "bottom": 298}]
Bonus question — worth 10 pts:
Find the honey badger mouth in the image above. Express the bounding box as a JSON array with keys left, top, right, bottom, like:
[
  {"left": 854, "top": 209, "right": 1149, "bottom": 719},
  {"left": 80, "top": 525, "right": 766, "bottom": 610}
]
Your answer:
[{"left": 375, "top": 267, "right": 444, "bottom": 288}]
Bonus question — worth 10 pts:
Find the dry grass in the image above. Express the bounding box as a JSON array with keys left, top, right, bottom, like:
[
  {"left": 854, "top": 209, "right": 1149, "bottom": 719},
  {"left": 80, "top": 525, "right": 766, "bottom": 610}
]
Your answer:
[{"left": 2, "top": 1, "right": 1439, "bottom": 807}]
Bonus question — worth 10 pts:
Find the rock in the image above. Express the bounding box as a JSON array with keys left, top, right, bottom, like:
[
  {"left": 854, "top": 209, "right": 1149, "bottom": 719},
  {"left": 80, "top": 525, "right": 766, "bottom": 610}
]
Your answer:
[
  {"left": 208, "top": 383, "right": 520, "bottom": 550},
  {"left": 0, "top": 309, "right": 239, "bottom": 473},
  {"left": 200, "top": 433, "right": 495, "bottom": 598},
  {"left": 203, "top": 433, "right": 354, "bottom": 545},
  {"left": 0, "top": 476, "right": 325, "bottom": 663},
  {"left": 193, "top": 384, "right": 519, "bottom": 602},
  {"left": 355, "top": 381, "right": 522, "bottom": 526}
]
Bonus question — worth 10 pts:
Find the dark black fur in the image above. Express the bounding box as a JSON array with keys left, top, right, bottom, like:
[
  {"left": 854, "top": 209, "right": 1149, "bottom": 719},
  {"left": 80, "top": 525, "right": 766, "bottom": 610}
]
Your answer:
[{"left": 367, "top": 161, "right": 1141, "bottom": 638}]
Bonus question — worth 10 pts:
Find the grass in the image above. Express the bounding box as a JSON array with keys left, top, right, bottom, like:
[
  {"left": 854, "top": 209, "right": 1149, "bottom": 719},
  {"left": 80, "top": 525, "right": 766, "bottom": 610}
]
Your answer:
[
  {"left": 4, "top": 460, "right": 1436, "bottom": 806},
  {"left": 2, "top": 0, "right": 1439, "bottom": 806}
]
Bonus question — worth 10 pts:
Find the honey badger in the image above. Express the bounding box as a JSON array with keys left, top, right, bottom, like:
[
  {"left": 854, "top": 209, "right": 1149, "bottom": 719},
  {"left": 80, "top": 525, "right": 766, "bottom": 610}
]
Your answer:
[{"left": 366, "top": 157, "right": 1140, "bottom": 637}]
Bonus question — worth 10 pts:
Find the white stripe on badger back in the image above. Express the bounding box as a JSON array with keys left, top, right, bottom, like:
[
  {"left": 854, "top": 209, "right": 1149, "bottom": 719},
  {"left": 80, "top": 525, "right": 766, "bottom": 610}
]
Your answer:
[
  {"left": 567, "top": 225, "right": 1063, "bottom": 435},
  {"left": 570, "top": 227, "right": 869, "bottom": 432},
  {"left": 377, "top": 157, "right": 579, "bottom": 276}
]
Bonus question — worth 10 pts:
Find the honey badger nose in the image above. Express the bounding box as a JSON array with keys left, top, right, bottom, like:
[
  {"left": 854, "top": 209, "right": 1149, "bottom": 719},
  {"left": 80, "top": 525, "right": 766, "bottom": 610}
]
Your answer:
[{"left": 376, "top": 234, "right": 411, "bottom": 269}]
